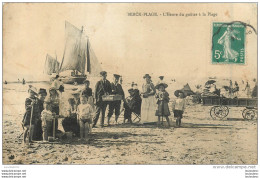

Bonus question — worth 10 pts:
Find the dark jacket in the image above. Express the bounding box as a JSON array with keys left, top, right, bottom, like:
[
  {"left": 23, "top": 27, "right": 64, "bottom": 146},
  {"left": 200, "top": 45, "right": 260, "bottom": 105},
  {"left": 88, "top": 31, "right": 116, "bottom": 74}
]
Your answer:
[
  {"left": 95, "top": 79, "right": 112, "bottom": 104},
  {"left": 81, "top": 88, "right": 93, "bottom": 98},
  {"left": 111, "top": 83, "right": 125, "bottom": 98}
]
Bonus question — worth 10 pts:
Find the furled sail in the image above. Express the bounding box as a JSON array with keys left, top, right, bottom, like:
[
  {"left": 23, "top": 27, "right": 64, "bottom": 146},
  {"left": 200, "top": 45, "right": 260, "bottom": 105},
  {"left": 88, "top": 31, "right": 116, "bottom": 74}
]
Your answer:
[
  {"left": 44, "top": 54, "right": 60, "bottom": 75},
  {"left": 59, "top": 21, "right": 87, "bottom": 74}
]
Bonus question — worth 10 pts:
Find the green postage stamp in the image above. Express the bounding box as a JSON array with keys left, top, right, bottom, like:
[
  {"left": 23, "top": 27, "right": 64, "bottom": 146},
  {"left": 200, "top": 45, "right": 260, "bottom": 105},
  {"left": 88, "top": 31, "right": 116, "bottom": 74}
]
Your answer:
[{"left": 212, "top": 22, "right": 245, "bottom": 64}]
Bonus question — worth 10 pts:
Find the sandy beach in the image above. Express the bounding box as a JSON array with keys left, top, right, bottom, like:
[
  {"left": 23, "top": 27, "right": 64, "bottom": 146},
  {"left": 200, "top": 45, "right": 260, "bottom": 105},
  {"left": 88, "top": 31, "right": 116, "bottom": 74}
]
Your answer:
[{"left": 2, "top": 82, "right": 257, "bottom": 165}]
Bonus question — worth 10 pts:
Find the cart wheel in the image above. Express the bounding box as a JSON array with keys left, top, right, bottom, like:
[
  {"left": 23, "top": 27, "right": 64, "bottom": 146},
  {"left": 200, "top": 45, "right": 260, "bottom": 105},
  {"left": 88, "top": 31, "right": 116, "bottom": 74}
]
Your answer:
[
  {"left": 214, "top": 106, "right": 229, "bottom": 119},
  {"left": 242, "top": 109, "right": 257, "bottom": 120},
  {"left": 210, "top": 106, "right": 217, "bottom": 120}
]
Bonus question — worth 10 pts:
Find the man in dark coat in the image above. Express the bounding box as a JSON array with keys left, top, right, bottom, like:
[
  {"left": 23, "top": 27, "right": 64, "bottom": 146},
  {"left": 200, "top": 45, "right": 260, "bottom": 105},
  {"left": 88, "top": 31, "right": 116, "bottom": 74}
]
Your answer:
[
  {"left": 92, "top": 71, "right": 112, "bottom": 127},
  {"left": 107, "top": 74, "right": 125, "bottom": 125}
]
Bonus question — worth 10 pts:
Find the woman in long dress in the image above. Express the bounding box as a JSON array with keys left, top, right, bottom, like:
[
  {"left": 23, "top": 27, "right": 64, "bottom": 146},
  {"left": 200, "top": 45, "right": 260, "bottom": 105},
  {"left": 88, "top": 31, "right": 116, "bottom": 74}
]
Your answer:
[
  {"left": 218, "top": 25, "right": 241, "bottom": 62},
  {"left": 141, "top": 74, "right": 157, "bottom": 123}
]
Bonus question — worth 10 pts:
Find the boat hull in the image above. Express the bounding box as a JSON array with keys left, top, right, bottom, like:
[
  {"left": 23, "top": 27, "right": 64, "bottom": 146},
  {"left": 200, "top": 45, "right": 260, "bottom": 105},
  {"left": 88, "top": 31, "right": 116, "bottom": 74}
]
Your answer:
[{"left": 60, "top": 76, "right": 86, "bottom": 84}]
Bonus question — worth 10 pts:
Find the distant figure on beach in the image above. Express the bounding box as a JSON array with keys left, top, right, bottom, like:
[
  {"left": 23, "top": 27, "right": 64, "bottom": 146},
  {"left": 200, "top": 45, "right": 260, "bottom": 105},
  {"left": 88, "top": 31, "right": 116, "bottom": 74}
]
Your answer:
[
  {"left": 18, "top": 79, "right": 20, "bottom": 83},
  {"left": 22, "top": 78, "right": 26, "bottom": 85},
  {"left": 4, "top": 80, "right": 7, "bottom": 84},
  {"left": 218, "top": 25, "right": 241, "bottom": 62},
  {"left": 244, "top": 81, "right": 251, "bottom": 97},
  {"left": 155, "top": 82, "right": 171, "bottom": 127},
  {"left": 141, "top": 74, "right": 157, "bottom": 123}
]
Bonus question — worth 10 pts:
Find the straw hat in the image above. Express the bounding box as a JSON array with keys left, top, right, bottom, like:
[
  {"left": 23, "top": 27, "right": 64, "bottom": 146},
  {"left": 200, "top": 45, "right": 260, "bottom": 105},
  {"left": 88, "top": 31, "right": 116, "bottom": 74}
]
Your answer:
[
  {"left": 174, "top": 90, "right": 185, "bottom": 97},
  {"left": 28, "top": 86, "right": 38, "bottom": 95},
  {"left": 143, "top": 74, "right": 151, "bottom": 79},
  {"left": 155, "top": 83, "right": 168, "bottom": 90}
]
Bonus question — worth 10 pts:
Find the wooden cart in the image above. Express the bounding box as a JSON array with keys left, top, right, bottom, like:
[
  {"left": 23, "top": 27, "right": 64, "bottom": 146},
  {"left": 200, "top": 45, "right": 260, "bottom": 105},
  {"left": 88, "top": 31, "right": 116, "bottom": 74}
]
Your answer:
[{"left": 202, "top": 96, "right": 258, "bottom": 120}]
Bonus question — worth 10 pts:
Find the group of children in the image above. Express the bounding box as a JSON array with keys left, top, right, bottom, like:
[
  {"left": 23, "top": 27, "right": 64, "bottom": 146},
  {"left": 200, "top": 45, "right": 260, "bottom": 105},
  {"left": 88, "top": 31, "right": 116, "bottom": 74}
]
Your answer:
[
  {"left": 154, "top": 81, "right": 186, "bottom": 128},
  {"left": 22, "top": 80, "right": 94, "bottom": 146}
]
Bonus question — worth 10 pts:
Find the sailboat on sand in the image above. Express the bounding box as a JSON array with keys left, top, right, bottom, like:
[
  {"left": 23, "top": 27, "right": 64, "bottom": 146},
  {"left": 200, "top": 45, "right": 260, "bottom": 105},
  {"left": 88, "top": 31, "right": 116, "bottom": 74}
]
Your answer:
[{"left": 44, "top": 21, "right": 102, "bottom": 84}]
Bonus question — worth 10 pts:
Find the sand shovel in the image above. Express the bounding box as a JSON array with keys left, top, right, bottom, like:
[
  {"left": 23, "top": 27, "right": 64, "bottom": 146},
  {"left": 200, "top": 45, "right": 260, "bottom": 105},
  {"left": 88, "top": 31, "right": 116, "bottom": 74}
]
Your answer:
[{"left": 48, "top": 117, "right": 56, "bottom": 142}]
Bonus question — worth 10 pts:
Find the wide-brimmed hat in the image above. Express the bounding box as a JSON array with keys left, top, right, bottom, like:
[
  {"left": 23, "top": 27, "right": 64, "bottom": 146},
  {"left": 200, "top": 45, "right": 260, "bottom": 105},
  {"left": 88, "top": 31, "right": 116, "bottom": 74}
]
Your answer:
[
  {"left": 28, "top": 86, "right": 38, "bottom": 95},
  {"left": 174, "top": 90, "right": 185, "bottom": 97},
  {"left": 100, "top": 71, "right": 107, "bottom": 76},
  {"left": 159, "top": 76, "right": 164, "bottom": 79},
  {"left": 143, "top": 74, "right": 151, "bottom": 79},
  {"left": 113, "top": 74, "right": 121, "bottom": 79},
  {"left": 155, "top": 83, "right": 168, "bottom": 89},
  {"left": 38, "top": 88, "right": 47, "bottom": 95}
]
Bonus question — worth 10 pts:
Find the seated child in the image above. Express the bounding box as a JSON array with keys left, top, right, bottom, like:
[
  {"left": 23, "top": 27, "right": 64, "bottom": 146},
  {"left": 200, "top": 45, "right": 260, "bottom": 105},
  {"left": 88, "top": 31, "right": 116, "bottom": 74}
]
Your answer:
[
  {"left": 155, "top": 83, "right": 171, "bottom": 127},
  {"left": 77, "top": 96, "right": 94, "bottom": 141},
  {"left": 22, "top": 86, "right": 41, "bottom": 145},
  {"left": 172, "top": 91, "right": 186, "bottom": 127},
  {"left": 62, "top": 98, "right": 80, "bottom": 137}
]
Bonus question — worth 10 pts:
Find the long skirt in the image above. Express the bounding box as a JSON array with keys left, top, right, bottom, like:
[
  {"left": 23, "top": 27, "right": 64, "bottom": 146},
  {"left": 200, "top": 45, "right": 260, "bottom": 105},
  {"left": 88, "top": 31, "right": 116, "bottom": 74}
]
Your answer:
[{"left": 141, "top": 95, "right": 157, "bottom": 123}]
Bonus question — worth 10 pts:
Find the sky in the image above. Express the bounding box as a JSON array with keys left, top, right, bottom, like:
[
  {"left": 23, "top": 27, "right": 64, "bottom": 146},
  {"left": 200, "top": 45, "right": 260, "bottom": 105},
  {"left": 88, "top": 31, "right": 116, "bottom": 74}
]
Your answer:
[{"left": 3, "top": 3, "right": 257, "bottom": 82}]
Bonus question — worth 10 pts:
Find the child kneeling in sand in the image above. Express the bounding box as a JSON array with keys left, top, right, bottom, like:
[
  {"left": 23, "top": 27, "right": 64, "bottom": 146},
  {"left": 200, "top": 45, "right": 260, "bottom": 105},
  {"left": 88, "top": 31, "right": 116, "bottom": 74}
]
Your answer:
[
  {"left": 172, "top": 91, "right": 186, "bottom": 127},
  {"left": 77, "top": 96, "right": 94, "bottom": 141},
  {"left": 41, "top": 100, "right": 58, "bottom": 142}
]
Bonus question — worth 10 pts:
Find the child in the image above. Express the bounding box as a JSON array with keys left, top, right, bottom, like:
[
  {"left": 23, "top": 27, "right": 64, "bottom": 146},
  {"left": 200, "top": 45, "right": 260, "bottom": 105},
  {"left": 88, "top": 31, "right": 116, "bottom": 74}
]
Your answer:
[
  {"left": 22, "top": 86, "right": 40, "bottom": 145},
  {"left": 172, "top": 91, "right": 186, "bottom": 127},
  {"left": 48, "top": 87, "right": 60, "bottom": 133},
  {"left": 33, "top": 88, "right": 47, "bottom": 141},
  {"left": 155, "top": 83, "right": 171, "bottom": 127},
  {"left": 62, "top": 98, "right": 80, "bottom": 137},
  {"left": 41, "top": 100, "right": 55, "bottom": 142},
  {"left": 77, "top": 96, "right": 94, "bottom": 141}
]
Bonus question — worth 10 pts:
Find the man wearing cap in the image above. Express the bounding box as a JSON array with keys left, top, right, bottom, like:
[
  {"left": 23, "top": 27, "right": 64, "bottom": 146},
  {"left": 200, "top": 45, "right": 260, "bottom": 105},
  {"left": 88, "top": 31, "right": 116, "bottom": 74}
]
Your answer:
[
  {"left": 92, "top": 71, "right": 112, "bottom": 127},
  {"left": 107, "top": 74, "right": 125, "bottom": 125}
]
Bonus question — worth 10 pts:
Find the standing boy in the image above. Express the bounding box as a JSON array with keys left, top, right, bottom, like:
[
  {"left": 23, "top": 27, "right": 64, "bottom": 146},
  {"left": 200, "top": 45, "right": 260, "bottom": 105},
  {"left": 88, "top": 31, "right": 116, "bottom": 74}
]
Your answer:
[{"left": 107, "top": 74, "right": 125, "bottom": 125}]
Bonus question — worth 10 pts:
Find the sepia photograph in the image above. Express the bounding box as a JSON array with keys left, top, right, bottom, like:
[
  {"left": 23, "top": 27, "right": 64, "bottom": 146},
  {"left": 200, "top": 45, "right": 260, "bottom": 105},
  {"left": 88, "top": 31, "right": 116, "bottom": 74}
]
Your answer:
[{"left": 2, "top": 2, "right": 258, "bottom": 172}]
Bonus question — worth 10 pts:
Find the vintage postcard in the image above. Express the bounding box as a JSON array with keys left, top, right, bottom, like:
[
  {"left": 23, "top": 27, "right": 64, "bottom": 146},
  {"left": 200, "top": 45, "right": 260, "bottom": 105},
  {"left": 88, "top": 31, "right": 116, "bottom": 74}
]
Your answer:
[{"left": 2, "top": 2, "right": 258, "bottom": 172}]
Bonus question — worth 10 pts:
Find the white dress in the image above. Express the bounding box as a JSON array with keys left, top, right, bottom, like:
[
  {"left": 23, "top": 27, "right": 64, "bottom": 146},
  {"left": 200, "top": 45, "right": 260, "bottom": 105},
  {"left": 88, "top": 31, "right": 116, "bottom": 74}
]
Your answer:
[{"left": 141, "top": 83, "right": 157, "bottom": 123}]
